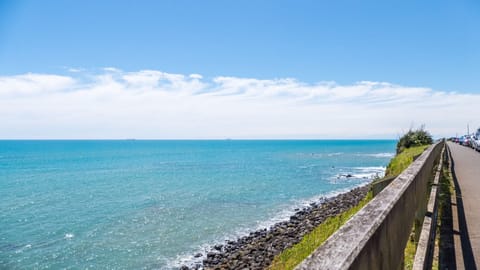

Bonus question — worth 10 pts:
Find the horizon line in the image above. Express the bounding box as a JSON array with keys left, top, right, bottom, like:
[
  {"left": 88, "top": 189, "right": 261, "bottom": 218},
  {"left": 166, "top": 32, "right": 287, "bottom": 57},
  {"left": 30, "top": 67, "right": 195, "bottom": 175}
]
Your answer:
[{"left": 0, "top": 138, "right": 401, "bottom": 141}]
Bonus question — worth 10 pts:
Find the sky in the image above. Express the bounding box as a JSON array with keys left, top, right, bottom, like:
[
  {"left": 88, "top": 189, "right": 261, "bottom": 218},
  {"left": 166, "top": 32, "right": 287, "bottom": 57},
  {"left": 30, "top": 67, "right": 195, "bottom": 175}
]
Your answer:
[{"left": 1, "top": 0, "right": 479, "bottom": 139}]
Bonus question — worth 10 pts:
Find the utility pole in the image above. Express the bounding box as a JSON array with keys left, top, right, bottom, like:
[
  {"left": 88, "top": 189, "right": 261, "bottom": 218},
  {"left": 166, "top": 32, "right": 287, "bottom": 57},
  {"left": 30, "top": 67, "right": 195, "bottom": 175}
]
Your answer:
[{"left": 468, "top": 124, "right": 470, "bottom": 135}]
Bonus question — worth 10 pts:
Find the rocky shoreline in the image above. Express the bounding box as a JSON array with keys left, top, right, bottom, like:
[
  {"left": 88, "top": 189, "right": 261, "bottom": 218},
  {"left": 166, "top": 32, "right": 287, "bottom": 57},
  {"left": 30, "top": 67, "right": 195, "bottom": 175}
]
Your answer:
[{"left": 180, "top": 185, "right": 370, "bottom": 270}]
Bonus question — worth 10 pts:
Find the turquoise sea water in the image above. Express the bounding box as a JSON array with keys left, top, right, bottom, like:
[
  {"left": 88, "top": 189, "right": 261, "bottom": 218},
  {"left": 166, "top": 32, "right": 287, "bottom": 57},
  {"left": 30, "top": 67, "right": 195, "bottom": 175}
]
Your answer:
[{"left": 0, "top": 140, "right": 395, "bottom": 269}]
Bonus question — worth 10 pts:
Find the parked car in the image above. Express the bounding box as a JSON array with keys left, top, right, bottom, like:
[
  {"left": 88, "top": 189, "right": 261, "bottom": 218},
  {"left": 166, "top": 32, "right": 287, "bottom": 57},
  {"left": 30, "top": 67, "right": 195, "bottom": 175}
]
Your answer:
[
  {"left": 467, "top": 135, "right": 476, "bottom": 148},
  {"left": 472, "top": 137, "right": 480, "bottom": 151},
  {"left": 459, "top": 135, "right": 467, "bottom": 146},
  {"left": 473, "top": 129, "right": 480, "bottom": 151},
  {"left": 459, "top": 135, "right": 471, "bottom": 147}
]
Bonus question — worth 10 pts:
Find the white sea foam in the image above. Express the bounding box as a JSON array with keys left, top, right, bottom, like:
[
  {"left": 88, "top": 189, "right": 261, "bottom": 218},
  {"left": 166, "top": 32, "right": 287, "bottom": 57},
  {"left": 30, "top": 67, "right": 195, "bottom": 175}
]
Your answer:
[
  {"left": 14, "top": 244, "right": 32, "bottom": 254},
  {"left": 354, "top": 166, "right": 386, "bottom": 178},
  {"left": 350, "top": 173, "right": 377, "bottom": 179},
  {"left": 355, "top": 166, "right": 386, "bottom": 172},
  {"left": 297, "top": 164, "right": 320, "bottom": 169},
  {"left": 331, "top": 166, "right": 386, "bottom": 184},
  {"left": 362, "top": 152, "right": 395, "bottom": 158},
  {"left": 64, "top": 233, "right": 74, "bottom": 239},
  {"left": 327, "top": 152, "right": 344, "bottom": 157}
]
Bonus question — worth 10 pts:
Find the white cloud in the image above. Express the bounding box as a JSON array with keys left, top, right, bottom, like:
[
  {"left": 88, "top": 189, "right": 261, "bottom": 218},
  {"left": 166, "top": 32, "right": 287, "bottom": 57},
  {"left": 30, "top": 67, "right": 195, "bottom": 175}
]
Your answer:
[
  {"left": 0, "top": 73, "right": 75, "bottom": 97},
  {"left": 189, "top": 73, "right": 203, "bottom": 79},
  {"left": 103, "top": 67, "right": 121, "bottom": 72},
  {"left": 66, "top": 67, "right": 83, "bottom": 73},
  {"left": 0, "top": 69, "right": 478, "bottom": 139}
]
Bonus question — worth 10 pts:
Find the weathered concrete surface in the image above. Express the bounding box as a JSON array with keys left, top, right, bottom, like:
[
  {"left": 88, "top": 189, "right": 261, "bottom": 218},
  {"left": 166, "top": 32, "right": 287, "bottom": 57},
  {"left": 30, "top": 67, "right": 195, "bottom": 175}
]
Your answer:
[
  {"left": 295, "top": 142, "right": 443, "bottom": 270},
  {"left": 414, "top": 216, "right": 433, "bottom": 270},
  {"left": 447, "top": 142, "right": 480, "bottom": 269},
  {"left": 371, "top": 175, "right": 397, "bottom": 197}
]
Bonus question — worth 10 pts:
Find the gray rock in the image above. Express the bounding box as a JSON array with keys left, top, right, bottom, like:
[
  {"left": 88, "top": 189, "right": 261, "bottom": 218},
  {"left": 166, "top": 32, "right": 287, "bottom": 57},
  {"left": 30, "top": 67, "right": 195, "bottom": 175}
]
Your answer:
[{"left": 201, "top": 186, "right": 370, "bottom": 270}]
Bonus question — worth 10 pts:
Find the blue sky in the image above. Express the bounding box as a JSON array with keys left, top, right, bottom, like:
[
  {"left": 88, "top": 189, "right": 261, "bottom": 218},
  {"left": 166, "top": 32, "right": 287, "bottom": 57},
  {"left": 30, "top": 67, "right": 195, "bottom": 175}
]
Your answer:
[
  {"left": 1, "top": 0, "right": 479, "bottom": 92},
  {"left": 1, "top": 1, "right": 479, "bottom": 139}
]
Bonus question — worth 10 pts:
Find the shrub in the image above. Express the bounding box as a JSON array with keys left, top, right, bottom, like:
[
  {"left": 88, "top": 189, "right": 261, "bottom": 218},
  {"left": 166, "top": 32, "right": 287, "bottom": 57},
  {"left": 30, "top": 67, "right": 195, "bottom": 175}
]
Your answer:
[{"left": 396, "top": 126, "right": 433, "bottom": 154}]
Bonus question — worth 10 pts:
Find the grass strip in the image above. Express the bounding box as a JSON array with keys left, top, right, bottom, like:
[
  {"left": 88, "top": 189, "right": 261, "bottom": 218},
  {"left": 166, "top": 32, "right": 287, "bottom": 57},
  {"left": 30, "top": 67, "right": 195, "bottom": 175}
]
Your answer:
[
  {"left": 385, "top": 145, "right": 430, "bottom": 177},
  {"left": 432, "top": 151, "right": 454, "bottom": 269}
]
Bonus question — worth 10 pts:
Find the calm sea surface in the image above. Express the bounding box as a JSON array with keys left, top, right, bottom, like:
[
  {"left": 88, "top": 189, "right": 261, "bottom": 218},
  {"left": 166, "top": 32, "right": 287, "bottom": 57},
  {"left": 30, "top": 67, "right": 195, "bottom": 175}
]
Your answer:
[{"left": 0, "top": 140, "right": 395, "bottom": 269}]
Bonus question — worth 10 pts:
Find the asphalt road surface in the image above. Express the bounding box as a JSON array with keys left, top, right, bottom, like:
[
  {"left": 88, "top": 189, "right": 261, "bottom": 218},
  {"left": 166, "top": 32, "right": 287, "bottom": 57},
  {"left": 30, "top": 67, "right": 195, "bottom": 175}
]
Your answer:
[{"left": 447, "top": 142, "right": 480, "bottom": 269}]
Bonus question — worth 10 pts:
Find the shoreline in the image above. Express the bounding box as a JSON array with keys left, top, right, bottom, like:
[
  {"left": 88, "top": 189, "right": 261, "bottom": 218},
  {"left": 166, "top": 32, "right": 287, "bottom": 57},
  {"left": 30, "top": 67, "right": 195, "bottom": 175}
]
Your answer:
[{"left": 180, "top": 185, "right": 370, "bottom": 270}]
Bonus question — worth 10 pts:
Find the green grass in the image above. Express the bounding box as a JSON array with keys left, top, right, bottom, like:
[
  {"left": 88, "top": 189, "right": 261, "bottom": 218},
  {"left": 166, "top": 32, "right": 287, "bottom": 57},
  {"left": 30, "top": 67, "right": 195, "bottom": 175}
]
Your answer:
[
  {"left": 268, "top": 144, "right": 430, "bottom": 270},
  {"left": 268, "top": 191, "right": 373, "bottom": 270},
  {"left": 404, "top": 230, "right": 417, "bottom": 270},
  {"left": 385, "top": 145, "right": 429, "bottom": 177},
  {"left": 432, "top": 154, "right": 454, "bottom": 270}
]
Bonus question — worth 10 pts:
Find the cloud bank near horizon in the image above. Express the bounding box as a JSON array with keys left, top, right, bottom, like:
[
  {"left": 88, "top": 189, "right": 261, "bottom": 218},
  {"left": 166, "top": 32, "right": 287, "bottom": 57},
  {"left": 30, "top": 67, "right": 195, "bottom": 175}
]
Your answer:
[{"left": 0, "top": 68, "right": 477, "bottom": 139}]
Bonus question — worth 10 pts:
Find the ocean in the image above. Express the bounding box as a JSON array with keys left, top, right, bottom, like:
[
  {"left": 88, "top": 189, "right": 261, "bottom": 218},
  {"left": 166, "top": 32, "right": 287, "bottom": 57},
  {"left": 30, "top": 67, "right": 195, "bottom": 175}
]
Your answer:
[{"left": 0, "top": 140, "right": 396, "bottom": 269}]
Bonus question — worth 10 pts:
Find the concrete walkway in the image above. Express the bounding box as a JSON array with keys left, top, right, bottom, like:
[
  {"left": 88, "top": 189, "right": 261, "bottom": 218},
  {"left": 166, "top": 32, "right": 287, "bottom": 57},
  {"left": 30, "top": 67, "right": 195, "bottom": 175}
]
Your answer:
[{"left": 447, "top": 142, "right": 480, "bottom": 270}]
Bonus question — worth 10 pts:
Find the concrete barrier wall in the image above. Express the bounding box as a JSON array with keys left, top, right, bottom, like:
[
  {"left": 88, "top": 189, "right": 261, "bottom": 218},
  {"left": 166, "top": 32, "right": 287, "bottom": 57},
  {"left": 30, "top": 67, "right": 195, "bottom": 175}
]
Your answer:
[
  {"left": 371, "top": 175, "right": 397, "bottom": 197},
  {"left": 295, "top": 141, "right": 444, "bottom": 270}
]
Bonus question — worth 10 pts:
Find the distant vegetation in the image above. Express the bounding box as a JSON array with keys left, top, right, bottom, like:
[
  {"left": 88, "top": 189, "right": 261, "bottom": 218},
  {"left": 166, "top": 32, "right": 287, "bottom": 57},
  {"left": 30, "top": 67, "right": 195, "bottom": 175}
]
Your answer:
[
  {"left": 396, "top": 126, "right": 433, "bottom": 154},
  {"left": 388, "top": 126, "right": 433, "bottom": 176}
]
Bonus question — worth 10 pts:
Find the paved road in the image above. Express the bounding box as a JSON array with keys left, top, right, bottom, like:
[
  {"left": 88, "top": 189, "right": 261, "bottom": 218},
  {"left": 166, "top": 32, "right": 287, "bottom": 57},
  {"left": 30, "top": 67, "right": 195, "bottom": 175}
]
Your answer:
[{"left": 447, "top": 142, "right": 480, "bottom": 269}]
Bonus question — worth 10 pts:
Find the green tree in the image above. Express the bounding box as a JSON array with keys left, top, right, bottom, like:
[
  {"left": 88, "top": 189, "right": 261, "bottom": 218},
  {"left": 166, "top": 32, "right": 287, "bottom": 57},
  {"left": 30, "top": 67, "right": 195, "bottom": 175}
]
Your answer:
[{"left": 396, "top": 125, "right": 433, "bottom": 154}]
